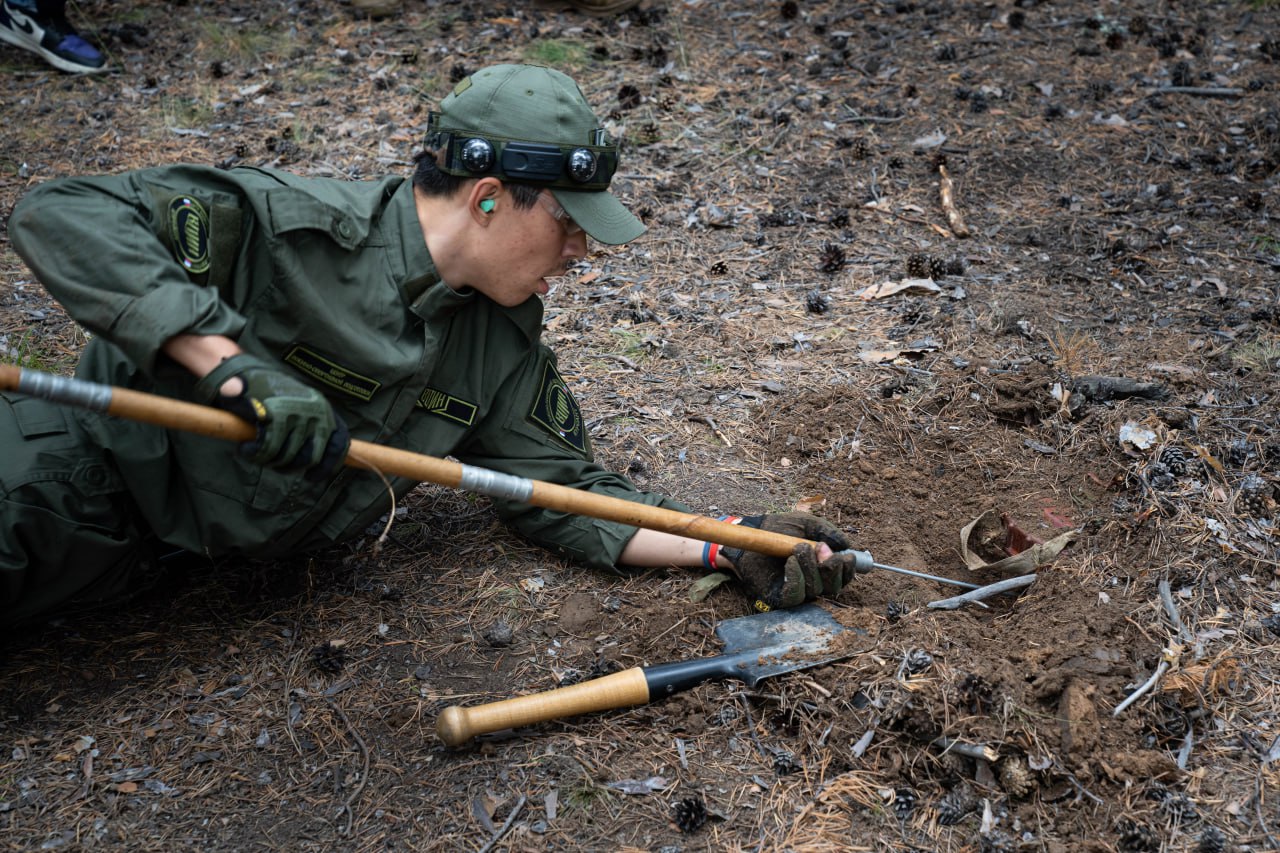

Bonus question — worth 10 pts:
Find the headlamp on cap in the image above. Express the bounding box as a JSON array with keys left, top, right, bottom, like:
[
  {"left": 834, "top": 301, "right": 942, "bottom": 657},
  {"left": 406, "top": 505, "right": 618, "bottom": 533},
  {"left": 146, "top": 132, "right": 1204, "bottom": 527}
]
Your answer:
[{"left": 425, "top": 112, "right": 618, "bottom": 191}]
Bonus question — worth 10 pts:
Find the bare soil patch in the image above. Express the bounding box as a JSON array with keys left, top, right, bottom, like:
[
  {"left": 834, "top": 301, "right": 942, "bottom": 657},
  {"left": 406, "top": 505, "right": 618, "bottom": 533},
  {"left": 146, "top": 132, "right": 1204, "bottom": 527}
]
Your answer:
[{"left": 2, "top": 1, "right": 1279, "bottom": 851}]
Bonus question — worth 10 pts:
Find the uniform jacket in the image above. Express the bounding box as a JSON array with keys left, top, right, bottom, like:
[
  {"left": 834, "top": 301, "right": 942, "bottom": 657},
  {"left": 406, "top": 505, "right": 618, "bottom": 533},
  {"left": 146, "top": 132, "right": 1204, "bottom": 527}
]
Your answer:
[{"left": 9, "top": 164, "right": 686, "bottom": 568}]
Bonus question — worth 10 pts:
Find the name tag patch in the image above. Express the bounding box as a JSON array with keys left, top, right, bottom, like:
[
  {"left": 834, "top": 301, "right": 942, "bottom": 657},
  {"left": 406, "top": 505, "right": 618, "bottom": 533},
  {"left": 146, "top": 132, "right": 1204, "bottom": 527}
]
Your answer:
[
  {"left": 416, "top": 387, "right": 477, "bottom": 426},
  {"left": 284, "top": 345, "right": 381, "bottom": 401},
  {"left": 528, "top": 361, "right": 587, "bottom": 454}
]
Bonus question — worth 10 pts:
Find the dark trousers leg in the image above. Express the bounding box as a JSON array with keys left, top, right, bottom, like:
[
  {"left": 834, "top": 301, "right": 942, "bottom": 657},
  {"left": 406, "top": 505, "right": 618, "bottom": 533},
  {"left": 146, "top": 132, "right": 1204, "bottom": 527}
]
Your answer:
[{"left": 0, "top": 392, "right": 154, "bottom": 629}]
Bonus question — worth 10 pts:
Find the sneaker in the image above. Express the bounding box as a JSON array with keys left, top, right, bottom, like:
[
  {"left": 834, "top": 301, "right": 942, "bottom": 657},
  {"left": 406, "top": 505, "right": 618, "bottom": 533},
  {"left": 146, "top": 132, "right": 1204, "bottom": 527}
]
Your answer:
[{"left": 0, "top": 0, "right": 105, "bottom": 74}]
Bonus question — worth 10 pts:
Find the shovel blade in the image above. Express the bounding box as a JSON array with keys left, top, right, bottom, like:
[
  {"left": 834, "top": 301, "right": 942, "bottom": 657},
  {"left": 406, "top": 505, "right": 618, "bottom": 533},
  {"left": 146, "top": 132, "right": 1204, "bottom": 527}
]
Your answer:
[{"left": 713, "top": 603, "right": 851, "bottom": 687}]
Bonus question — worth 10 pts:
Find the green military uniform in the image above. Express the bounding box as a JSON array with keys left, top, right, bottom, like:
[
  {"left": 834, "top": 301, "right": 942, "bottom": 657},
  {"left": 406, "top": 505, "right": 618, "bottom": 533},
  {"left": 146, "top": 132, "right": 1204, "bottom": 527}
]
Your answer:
[{"left": 2, "top": 164, "right": 686, "bottom": 625}]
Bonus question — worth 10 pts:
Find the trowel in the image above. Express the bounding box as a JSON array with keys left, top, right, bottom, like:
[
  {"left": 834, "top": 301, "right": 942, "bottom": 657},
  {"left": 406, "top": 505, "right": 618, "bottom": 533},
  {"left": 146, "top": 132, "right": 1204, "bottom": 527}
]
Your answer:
[{"left": 436, "top": 603, "right": 860, "bottom": 746}]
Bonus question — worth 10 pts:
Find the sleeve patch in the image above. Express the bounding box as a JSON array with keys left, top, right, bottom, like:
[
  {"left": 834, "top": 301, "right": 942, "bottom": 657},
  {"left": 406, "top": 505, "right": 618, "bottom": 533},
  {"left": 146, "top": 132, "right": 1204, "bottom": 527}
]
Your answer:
[
  {"left": 528, "top": 360, "right": 587, "bottom": 454},
  {"left": 167, "top": 196, "right": 211, "bottom": 274}
]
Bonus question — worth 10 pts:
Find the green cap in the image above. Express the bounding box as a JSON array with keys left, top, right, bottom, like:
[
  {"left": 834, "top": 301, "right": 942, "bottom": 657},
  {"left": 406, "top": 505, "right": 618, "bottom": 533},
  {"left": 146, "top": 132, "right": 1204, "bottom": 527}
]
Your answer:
[{"left": 431, "top": 64, "right": 645, "bottom": 246}]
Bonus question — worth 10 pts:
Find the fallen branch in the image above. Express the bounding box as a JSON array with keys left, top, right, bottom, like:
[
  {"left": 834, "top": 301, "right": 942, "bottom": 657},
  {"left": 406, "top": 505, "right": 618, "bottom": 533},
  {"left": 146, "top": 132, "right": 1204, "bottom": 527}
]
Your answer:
[
  {"left": 327, "top": 699, "right": 371, "bottom": 836},
  {"left": 938, "top": 163, "right": 971, "bottom": 238},
  {"left": 933, "top": 736, "right": 999, "bottom": 763},
  {"left": 927, "top": 574, "right": 1037, "bottom": 610},
  {"left": 478, "top": 795, "right": 527, "bottom": 853},
  {"left": 1146, "top": 86, "right": 1244, "bottom": 98},
  {"left": 1113, "top": 644, "right": 1181, "bottom": 717}
]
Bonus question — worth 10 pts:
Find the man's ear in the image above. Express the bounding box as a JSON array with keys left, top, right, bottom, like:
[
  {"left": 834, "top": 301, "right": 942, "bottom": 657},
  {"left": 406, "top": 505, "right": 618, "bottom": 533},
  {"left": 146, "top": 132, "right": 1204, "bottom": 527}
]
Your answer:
[{"left": 467, "top": 178, "right": 503, "bottom": 226}]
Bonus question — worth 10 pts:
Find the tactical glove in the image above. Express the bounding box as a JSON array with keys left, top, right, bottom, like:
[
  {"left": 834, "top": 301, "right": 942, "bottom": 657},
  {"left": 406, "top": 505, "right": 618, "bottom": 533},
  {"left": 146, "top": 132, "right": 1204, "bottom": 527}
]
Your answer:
[
  {"left": 721, "top": 512, "right": 867, "bottom": 610},
  {"left": 195, "top": 353, "right": 349, "bottom": 481}
]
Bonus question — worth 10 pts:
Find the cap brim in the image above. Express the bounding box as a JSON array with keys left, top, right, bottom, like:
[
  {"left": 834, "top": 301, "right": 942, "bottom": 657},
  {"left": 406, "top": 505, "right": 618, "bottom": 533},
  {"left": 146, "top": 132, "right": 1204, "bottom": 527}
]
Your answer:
[{"left": 552, "top": 189, "right": 645, "bottom": 246}]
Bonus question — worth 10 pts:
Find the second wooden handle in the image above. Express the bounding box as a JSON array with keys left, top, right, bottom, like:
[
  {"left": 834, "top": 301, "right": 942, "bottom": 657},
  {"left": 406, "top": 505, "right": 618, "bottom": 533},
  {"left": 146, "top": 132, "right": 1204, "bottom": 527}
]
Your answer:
[{"left": 436, "top": 667, "right": 651, "bottom": 746}]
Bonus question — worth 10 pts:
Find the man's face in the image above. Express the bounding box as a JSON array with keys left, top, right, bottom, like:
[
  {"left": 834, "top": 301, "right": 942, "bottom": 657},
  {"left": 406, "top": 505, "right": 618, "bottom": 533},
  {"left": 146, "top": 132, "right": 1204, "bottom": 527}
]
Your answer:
[{"left": 468, "top": 189, "right": 589, "bottom": 308}]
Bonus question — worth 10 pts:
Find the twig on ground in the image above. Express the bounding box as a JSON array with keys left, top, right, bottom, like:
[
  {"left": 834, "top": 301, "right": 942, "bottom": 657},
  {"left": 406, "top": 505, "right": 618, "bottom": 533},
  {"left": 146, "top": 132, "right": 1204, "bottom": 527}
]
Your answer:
[
  {"left": 733, "top": 691, "right": 773, "bottom": 762},
  {"left": 1113, "top": 645, "right": 1181, "bottom": 717},
  {"left": 1146, "top": 86, "right": 1244, "bottom": 98},
  {"left": 477, "top": 795, "right": 527, "bottom": 853},
  {"left": 1158, "top": 579, "right": 1194, "bottom": 644},
  {"left": 689, "top": 415, "right": 732, "bottom": 447},
  {"left": 600, "top": 353, "right": 638, "bottom": 370},
  {"left": 933, "top": 736, "right": 999, "bottom": 763},
  {"left": 327, "top": 699, "right": 370, "bottom": 836},
  {"left": 927, "top": 575, "right": 1037, "bottom": 609},
  {"left": 1177, "top": 724, "right": 1195, "bottom": 770},
  {"left": 938, "top": 163, "right": 971, "bottom": 238},
  {"left": 1114, "top": 577, "right": 1198, "bottom": 716}
]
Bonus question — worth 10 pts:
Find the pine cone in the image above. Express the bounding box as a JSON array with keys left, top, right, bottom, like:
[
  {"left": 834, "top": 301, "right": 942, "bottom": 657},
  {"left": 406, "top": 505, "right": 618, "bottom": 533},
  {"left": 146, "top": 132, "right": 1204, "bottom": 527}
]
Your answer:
[
  {"left": 806, "top": 289, "right": 832, "bottom": 314},
  {"left": 773, "top": 751, "right": 802, "bottom": 776},
  {"left": 904, "top": 648, "right": 934, "bottom": 675},
  {"left": 958, "top": 673, "right": 995, "bottom": 714},
  {"left": 672, "top": 796, "right": 707, "bottom": 833},
  {"left": 849, "top": 136, "right": 871, "bottom": 159},
  {"left": 818, "top": 242, "right": 847, "bottom": 273},
  {"left": 937, "top": 782, "right": 977, "bottom": 826},
  {"left": 892, "top": 787, "right": 918, "bottom": 821},
  {"left": 889, "top": 700, "right": 942, "bottom": 743},
  {"left": 1159, "top": 446, "right": 1188, "bottom": 477},
  {"left": 997, "top": 757, "right": 1035, "bottom": 798},
  {"left": 886, "top": 601, "right": 905, "bottom": 623},
  {"left": 311, "top": 641, "right": 346, "bottom": 675},
  {"left": 1239, "top": 475, "right": 1273, "bottom": 517},
  {"left": 929, "top": 256, "right": 948, "bottom": 280},
  {"left": 1196, "top": 825, "right": 1228, "bottom": 853},
  {"left": 1146, "top": 461, "right": 1176, "bottom": 491},
  {"left": 980, "top": 830, "right": 1019, "bottom": 853},
  {"left": 1117, "top": 818, "right": 1160, "bottom": 852},
  {"left": 906, "top": 252, "right": 933, "bottom": 278},
  {"left": 1162, "top": 788, "right": 1198, "bottom": 819},
  {"left": 945, "top": 257, "right": 966, "bottom": 277},
  {"left": 1226, "top": 439, "right": 1253, "bottom": 468}
]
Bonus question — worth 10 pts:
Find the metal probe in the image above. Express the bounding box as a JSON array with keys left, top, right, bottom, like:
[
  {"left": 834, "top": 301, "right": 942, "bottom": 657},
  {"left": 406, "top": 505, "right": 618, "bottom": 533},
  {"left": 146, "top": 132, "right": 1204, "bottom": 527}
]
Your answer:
[{"left": 844, "top": 550, "right": 982, "bottom": 591}]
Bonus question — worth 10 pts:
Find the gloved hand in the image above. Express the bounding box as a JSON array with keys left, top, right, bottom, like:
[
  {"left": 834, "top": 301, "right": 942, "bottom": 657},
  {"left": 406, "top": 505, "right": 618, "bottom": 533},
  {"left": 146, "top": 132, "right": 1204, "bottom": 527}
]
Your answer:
[
  {"left": 194, "top": 353, "right": 349, "bottom": 481},
  {"left": 721, "top": 512, "right": 868, "bottom": 610}
]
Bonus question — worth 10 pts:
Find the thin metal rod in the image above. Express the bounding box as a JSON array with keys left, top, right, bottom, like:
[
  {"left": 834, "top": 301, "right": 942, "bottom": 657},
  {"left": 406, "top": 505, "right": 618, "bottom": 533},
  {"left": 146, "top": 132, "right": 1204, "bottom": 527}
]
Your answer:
[{"left": 872, "top": 562, "right": 981, "bottom": 591}]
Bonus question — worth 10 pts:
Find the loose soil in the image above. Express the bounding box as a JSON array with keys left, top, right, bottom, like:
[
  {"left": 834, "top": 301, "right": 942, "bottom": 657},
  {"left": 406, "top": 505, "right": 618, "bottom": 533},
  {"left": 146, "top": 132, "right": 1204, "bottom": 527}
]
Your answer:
[{"left": 2, "top": 1, "right": 1279, "bottom": 851}]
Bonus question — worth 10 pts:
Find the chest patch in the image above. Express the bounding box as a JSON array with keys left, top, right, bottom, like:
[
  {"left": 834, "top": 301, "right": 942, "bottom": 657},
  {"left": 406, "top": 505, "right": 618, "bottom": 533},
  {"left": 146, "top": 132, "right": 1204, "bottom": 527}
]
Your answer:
[
  {"left": 416, "top": 387, "right": 477, "bottom": 426},
  {"left": 167, "top": 196, "right": 211, "bottom": 274},
  {"left": 284, "top": 345, "right": 381, "bottom": 401},
  {"left": 528, "top": 361, "right": 586, "bottom": 454}
]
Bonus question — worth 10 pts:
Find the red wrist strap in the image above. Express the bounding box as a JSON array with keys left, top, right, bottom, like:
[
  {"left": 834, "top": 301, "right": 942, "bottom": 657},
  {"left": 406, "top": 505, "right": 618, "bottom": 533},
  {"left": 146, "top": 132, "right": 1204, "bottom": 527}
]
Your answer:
[{"left": 702, "top": 515, "right": 742, "bottom": 571}]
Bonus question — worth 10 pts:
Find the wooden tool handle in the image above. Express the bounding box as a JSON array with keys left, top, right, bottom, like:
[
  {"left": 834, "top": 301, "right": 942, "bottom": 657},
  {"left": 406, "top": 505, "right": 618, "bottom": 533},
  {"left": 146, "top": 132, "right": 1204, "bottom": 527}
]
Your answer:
[
  {"left": 436, "top": 667, "right": 651, "bottom": 746},
  {"left": 0, "top": 364, "right": 809, "bottom": 557}
]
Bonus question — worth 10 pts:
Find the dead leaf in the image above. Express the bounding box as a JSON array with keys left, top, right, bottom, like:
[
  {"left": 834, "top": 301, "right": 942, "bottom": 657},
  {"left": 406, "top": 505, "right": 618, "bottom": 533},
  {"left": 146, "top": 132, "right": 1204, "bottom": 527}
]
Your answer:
[
  {"left": 959, "top": 510, "right": 1005, "bottom": 570},
  {"left": 794, "top": 495, "right": 827, "bottom": 513},
  {"left": 980, "top": 529, "right": 1077, "bottom": 575},
  {"left": 689, "top": 573, "right": 732, "bottom": 602},
  {"left": 856, "top": 278, "right": 942, "bottom": 300}
]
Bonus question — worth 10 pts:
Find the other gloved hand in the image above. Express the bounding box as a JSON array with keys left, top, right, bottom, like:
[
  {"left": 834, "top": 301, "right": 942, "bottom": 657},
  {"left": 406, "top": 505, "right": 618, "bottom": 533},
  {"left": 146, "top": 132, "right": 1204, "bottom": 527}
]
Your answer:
[
  {"left": 720, "top": 512, "right": 868, "bottom": 610},
  {"left": 194, "top": 353, "right": 349, "bottom": 481}
]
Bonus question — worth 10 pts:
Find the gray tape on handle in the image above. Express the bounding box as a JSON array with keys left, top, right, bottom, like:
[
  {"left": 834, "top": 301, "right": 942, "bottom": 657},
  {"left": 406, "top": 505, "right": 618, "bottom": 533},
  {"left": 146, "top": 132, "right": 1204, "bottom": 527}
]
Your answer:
[
  {"left": 458, "top": 464, "right": 534, "bottom": 502},
  {"left": 18, "top": 370, "right": 112, "bottom": 412}
]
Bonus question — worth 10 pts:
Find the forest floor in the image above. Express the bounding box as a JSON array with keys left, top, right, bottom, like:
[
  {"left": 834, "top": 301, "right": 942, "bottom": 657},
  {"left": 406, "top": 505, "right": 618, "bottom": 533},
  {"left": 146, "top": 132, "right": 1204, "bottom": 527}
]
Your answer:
[{"left": 1, "top": 0, "right": 1279, "bottom": 851}]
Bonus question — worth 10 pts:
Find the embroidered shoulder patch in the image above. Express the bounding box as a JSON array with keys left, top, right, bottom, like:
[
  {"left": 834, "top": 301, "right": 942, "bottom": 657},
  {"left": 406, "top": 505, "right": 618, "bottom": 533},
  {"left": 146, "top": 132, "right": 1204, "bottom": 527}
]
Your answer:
[
  {"left": 284, "top": 345, "right": 381, "bottom": 401},
  {"left": 416, "top": 387, "right": 477, "bottom": 426},
  {"left": 528, "top": 360, "right": 587, "bottom": 454},
  {"left": 167, "top": 196, "right": 211, "bottom": 275}
]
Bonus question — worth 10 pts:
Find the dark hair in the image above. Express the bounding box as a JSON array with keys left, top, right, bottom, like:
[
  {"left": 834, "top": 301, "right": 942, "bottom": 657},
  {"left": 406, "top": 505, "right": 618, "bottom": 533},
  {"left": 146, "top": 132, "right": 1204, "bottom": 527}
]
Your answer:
[{"left": 412, "top": 151, "right": 541, "bottom": 209}]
